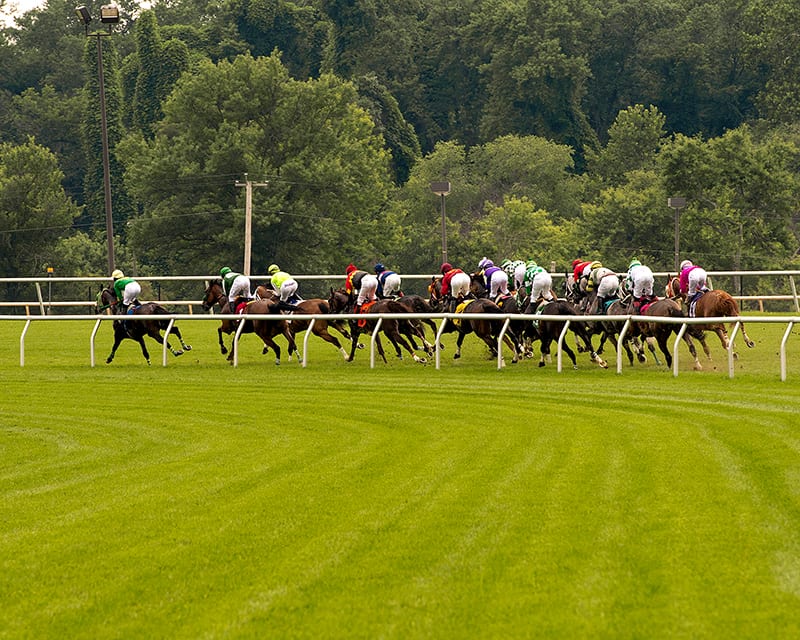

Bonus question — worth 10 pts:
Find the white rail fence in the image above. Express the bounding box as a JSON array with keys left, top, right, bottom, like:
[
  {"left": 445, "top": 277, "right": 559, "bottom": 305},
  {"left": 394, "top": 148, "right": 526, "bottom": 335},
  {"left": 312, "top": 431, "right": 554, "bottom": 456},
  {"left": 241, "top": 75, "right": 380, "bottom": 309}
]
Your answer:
[
  {"left": 3, "top": 312, "right": 798, "bottom": 381},
  {"left": 1, "top": 271, "right": 799, "bottom": 315}
]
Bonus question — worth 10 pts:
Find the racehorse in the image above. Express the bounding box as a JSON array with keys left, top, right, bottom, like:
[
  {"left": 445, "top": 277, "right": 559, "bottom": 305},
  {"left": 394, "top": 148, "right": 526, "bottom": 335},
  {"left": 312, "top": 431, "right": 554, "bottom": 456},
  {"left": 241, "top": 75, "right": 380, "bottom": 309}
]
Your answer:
[
  {"left": 254, "top": 286, "right": 353, "bottom": 360},
  {"left": 394, "top": 294, "right": 440, "bottom": 349},
  {"left": 201, "top": 281, "right": 297, "bottom": 364},
  {"left": 96, "top": 288, "right": 191, "bottom": 365},
  {"left": 328, "top": 289, "right": 431, "bottom": 364},
  {"left": 522, "top": 298, "right": 607, "bottom": 369},
  {"left": 666, "top": 276, "right": 755, "bottom": 358},
  {"left": 597, "top": 296, "right": 648, "bottom": 366},
  {"left": 467, "top": 273, "right": 527, "bottom": 355},
  {"left": 635, "top": 297, "right": 706, "bottom": 370},
  {"left": 428, "top": 277, "right": 520, "bottom": 363}
]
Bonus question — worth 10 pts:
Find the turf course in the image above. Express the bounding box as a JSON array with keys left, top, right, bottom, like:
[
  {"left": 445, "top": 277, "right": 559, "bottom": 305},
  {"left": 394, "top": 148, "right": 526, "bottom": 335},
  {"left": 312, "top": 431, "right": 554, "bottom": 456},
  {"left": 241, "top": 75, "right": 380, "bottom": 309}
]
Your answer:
[{"left": 2, "top": 317, "right": 800, "bottom": 638}]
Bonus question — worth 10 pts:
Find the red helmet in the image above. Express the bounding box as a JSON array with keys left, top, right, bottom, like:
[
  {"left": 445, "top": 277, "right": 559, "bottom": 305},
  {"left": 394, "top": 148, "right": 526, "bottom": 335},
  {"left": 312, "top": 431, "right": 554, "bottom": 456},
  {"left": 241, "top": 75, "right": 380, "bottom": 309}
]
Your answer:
[
  {"left": 571, "top": 259, "right": 582, "bottom": 268},
  {"left": 345, "top": 263, "right": 357, "bottom": 275},
  {"left": 441, "top": 262, "right": 452, "bottom": 274}
]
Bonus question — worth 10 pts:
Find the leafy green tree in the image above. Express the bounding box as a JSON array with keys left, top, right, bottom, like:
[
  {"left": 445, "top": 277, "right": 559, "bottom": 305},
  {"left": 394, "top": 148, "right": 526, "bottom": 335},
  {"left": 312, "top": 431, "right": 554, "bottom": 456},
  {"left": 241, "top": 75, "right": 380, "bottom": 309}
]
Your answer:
[
  {"left": 660, "top": 126, "right": 799, "bottom": 271},
  {"left": 0, "top": 139, "right": 80, "bottom": 300},
  {"left": 131, "top": 10, "right": 189, "bottom": 137},
  {"left": 119, "top": 53, "right": 394, "bottom": 279}
]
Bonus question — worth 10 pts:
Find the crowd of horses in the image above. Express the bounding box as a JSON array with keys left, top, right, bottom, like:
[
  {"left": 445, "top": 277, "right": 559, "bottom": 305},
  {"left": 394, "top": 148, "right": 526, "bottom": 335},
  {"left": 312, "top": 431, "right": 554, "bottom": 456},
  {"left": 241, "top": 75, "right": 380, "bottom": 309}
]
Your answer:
[{"left": 94, "top": 272, "right": 755, "bottom": 369}]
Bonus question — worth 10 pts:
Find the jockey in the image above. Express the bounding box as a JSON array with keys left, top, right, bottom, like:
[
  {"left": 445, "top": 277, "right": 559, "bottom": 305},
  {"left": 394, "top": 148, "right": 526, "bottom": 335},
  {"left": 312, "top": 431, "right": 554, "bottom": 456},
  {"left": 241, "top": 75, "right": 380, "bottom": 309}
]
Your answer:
[
  {"left": 570, "top": 258, "right": 594, "bottom": 301},
  {"left": 111, "top": 269, "right": 141, "bottom": 313},
  {"left": 626, "top": 259, "right": 656, "bottom": 312},
  {"left": 477, "top": 257, "right": 509, "bottom": 301},
  {"left": 501, "top": 259, "right": 525, "bottom": 291},
  {"left": 440, "top": 263, "right": 471, "bottom": 302},
  {"left": 587, "top": 264, "right": 620, "bottom": 314},
  {"left": 220, "top": 266, "right": 251, "bottom": 312},
  {"left": 527, "top": 263, "right": 554, "bottom": 308},
  {"left": 679, "top": 259, "right": 709, "bottom": 301},
  {"left": 267, "top": 263, "right": 300, "bottom": 310},
  {"left": 345, "top": 263, "right": 377, "bottom": 312},
  {"left": 374, "top": 263, "right": 402, "bottom": 298}
]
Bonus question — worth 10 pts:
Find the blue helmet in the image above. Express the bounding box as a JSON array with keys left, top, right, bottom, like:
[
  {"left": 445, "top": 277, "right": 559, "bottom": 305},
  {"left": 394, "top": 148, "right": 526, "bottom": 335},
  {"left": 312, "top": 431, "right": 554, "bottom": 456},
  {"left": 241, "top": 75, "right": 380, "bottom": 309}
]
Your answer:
[{"left": 374, "top": 263, "right": 385, "bottom": 273}]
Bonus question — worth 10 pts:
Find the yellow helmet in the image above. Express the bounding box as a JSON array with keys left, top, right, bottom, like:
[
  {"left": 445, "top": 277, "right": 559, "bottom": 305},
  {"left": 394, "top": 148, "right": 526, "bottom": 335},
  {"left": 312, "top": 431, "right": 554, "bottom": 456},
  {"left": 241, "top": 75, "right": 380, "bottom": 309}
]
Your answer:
[
  {"left": 268, "top": 264, "right": 280, "bottom": 275},
  {"left": 111, "top": 269, "right": 124, "bottom": 280}
]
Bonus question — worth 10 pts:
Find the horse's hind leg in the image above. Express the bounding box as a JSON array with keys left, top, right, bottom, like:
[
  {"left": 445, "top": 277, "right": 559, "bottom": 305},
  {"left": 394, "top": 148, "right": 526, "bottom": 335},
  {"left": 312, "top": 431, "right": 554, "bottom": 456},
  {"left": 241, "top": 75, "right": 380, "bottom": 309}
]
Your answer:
[
  {"left": 136, "top": 337, "right": 151, "bottom": 365},
  {"left": 173, "top": 325, "right": 192, "bottom": 351},
  {"left": 106, "top": 332, "right": 124, "bottom": 364}
]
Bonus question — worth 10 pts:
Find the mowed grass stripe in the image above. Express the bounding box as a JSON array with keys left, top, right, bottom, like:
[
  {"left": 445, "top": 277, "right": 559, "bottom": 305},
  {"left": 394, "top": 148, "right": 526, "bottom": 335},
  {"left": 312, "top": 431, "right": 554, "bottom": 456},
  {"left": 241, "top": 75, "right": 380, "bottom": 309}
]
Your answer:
[{"left": 2, "top": 320, "right": 800, "bottom": 638}]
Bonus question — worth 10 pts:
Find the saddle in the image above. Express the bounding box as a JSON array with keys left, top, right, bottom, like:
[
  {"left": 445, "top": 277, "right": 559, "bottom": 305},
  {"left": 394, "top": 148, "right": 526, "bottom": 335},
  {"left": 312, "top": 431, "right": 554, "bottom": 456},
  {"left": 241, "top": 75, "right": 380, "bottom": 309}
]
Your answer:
[{"left": 357, "top": 300, "right": 377, "bottom": 327}]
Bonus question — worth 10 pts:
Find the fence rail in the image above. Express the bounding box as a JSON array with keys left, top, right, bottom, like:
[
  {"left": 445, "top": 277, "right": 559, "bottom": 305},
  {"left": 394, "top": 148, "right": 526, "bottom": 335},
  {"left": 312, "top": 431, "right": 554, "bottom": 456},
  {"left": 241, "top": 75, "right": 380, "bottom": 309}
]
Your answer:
[{"left": 2, "top": 311, "right": 798, "bottom": 381}]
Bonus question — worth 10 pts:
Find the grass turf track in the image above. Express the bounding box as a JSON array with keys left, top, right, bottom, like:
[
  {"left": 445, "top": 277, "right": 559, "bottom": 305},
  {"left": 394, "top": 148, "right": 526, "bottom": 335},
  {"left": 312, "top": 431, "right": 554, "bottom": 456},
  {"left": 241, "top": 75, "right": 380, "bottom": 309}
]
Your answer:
[{"left": 1, "top": 317, "right": 800, "bottom": 638}]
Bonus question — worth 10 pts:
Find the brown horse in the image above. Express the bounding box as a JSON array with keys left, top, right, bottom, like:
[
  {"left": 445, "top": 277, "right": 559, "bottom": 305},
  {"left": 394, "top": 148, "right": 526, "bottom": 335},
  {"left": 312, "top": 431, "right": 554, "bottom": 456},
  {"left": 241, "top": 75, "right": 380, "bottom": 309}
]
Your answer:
[
  {"left": 254, "top": 286, "right": 353, "bottom": 360},
  {"left": 523, "top": 298, "right": 607, "bottom": 368},
  {"left": 635, "top": 297, "right": 706, "bottom": 370},
  {"left": 327, "top": 289, "right": 431, "bottom": 364},
  {"left": 201, "top": 281, "right": 297, "bottom": 364},
  {"left": 97, "top": 288, "right": 191, "bottom": 365},
  {"left": 666, "top": 276, "right": 755, "bottom": 358},
  {"left": 428, "top": 279, "right": 519, "bottom": 363}
]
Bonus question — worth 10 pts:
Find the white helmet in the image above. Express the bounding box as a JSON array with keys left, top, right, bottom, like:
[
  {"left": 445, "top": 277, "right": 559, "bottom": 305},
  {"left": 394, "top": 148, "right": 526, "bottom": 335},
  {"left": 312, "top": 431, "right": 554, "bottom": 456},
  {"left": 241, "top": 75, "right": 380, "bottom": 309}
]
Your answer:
[
  {"left": 680, "top": 259, "right": 693, "bottom": 271},
  {"left": 478, "top": 257, "right": 493, "bottom": 270},
  {"left": 111, "top": 269, "right": 124, "bottom": 280}
]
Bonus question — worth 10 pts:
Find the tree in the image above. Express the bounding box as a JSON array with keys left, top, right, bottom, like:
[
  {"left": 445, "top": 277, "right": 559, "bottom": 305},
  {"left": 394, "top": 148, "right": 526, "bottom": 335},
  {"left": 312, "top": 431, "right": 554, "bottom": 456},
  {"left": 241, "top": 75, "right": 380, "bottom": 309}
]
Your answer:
[
  {"left": 119, "top": 53, "right": 394, "bottom": 278},
  {"left": 0, "top": 139, "right": 80, "bottom": 300}
]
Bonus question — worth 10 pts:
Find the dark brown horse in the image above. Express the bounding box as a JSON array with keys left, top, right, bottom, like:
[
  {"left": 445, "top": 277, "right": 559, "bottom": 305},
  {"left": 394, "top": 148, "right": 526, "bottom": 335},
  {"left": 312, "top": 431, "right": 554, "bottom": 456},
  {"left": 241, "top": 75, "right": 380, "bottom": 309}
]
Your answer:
[
  {"left": 201, "top": 281, "right": 297, "bottom": 364},
  {"left": 635, "top": 297, "right": 706, "bottom": 370},
  {"left": 254, "top": 286, "right": 353, "bottom": 360},
  {"left": 97, "top": 288, "right": 191, "bottom": 365},
  {"left": 666, "top": 276, "right": 755, "bottom": 358},
  {"left": 327, "top": 289, "right": 431, "bottom": 364},
  {"left": 523, "top": 298, "right": 607, "bottom": 369}
]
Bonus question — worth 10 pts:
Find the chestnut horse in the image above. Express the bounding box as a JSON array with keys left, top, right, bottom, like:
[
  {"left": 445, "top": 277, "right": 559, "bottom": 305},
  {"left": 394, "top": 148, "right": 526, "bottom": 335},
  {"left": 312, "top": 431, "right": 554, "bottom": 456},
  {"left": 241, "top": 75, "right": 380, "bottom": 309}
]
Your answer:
[
  {"left": 666, "top": 276, "right": 755, "bottom": 358},
  {"left": 97, "top": 288, "right": 191, "bottom": 365}
]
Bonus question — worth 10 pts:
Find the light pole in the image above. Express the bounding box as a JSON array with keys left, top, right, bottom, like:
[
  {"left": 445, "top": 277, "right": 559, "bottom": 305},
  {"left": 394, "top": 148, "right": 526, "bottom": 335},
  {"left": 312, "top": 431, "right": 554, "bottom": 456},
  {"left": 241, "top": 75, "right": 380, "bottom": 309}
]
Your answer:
[
  {"left": 75, "top": 5, "right": 119, "bottom": 276},
  {"left": 430, "top": 181, "right": 451, "bottom": 265},
  {"left": 668, "top": 196, "right": 686, "bottom": 272}
]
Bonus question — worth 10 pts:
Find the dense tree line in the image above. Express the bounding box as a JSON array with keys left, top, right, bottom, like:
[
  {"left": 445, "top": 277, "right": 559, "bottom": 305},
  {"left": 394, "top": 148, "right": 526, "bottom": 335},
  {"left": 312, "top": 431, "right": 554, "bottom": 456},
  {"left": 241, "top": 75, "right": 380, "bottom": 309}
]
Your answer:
[{"left": 1, "top": 0, "right": 799, "bottom": 302}]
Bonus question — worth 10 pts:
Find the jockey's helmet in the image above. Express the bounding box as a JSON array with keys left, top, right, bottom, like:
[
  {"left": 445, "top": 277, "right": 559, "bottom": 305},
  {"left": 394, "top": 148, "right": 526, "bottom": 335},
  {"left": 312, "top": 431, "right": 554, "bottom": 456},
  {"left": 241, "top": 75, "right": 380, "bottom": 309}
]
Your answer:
[
  {"left": 527, "top": 260, "right": 537, "bottom": 269},
  {"left": 345, "top": 263, "right": 357, "bottom": 275},
  {"left": 590, "top": 260, "right": 603, "bottom": 270},
  {"left": 441, "top": 262, "right": 452, "bottom": 274},
  {"left": 572, "top": 258, "right": 582, "bottom": 268},
  {"left": 628, "top": 259, "right": 641, "bottom": 270},
  {"left": 220, "top": 266, "right": 231, "bottom": 277},
  {"left": 501, "top": 259, "right": 512, "bottom": 269},
  {"left": 111, "top": 269, "right": 124, "bottom": 280},
  {"left": 374, "top": 263, "right": 385, "bottom": 273},
  {"left": 478, "top": 257, "right": 493, "bottom": 270},
  {"left": 268, "top": 264, "right": 280, "bottom": 275},
  {"left": 680, "top": 259, "right": 693, "bottom": 271}
]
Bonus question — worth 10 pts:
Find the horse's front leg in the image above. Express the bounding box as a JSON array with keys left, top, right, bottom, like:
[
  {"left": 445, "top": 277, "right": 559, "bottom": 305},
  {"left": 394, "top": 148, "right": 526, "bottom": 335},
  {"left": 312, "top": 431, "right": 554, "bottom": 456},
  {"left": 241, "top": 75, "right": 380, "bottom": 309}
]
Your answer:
[
  {"left": 106, "top": 331, "right": 124, "bottom": 364},
  {"left": 173, "top": 326, "right": 192, "bottom": 352},
  {"left": 347, "top": 323, "right": 361, "bottom": 362},
  {"left": 136, "top": 337, "right": 151, "bottom": 365},
  {"left": 218, "top": 326, "right": 228, "bottom": 355},
  {"left": 453, "top": 331, "right": 467, "bottom": 359}
]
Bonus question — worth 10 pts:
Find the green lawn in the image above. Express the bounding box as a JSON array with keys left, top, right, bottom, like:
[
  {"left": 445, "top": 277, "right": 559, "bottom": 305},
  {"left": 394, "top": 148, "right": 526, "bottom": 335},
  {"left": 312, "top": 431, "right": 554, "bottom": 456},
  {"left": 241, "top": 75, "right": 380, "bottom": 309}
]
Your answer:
[{"left": 1, "top": 317, "right": 800, "bottom": 638}]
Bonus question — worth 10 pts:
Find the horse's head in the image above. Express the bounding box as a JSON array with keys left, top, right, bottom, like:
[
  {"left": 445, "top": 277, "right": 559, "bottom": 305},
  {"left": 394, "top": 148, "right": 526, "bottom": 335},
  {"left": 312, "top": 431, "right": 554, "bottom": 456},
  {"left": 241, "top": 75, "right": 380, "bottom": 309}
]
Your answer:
[
  {"left": 95, "top": 288, "right": 117, "bottom": 314},
  {"left": 665, "top": 276, "right": 683, "bottom": 299},
  {"left": 202, "top": 279, "right": 224, "bottom": 311},
  {"left": 469, "top": 273, "right": 487, "bottom": 297},
  {"left": 327, "top": 288, "right": 351, "bottom": 313}
]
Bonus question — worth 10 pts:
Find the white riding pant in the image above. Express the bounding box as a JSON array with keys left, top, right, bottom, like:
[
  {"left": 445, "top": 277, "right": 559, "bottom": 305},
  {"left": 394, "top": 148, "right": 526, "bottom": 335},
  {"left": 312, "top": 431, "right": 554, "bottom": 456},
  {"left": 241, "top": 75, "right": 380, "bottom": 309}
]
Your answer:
[
  {"left": 488, "top": 270, "right": 509, "bottom": 298},
  {"left": 531, "top": 272, "right": 554, "bottom": 301},
  {"left": 597, "top": 273, "right": 620, "bottom": 299},
  {"left": 228, "top": 275, "right": 251, "bottom": 302},
  {"left": 122, "top": 281, "right": 141, "bottom": 307},
  {"left": 688, "top": 268, "right": 708, "bottom": 296},
  {"left": 449, "top": 272, "right": 471, "bottom": 298},
  {"left": 279, "top": 278, "right": 298, "bottom": 302},
  {"left": 630, "top": 266, "right": 654, "bottom": 298},
  {"left": 381, "top": 273, "right": 402, "bottom": 297},
  {"left": 356, "top": 274, "right": 378, "bottom": 305},
  {"left": 514, "top": 264, "right": 527, "bottom": 291}
]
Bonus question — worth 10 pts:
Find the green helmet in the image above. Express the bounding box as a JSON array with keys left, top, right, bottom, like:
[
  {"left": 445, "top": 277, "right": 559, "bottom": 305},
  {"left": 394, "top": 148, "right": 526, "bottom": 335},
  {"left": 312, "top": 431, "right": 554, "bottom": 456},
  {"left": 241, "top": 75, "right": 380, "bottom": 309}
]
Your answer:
[
  {"left": 501, "top": 259, "right": 512, "bottom": 269},
  {"left": 267, "top": 264, "right": 280, "bottom": 275},
  {"left": 527, "top": 260, "right": 538, "bottom": 269},
  {"left": 628, "top": 259, "right": 641, "bottom": 270},
  {"left": 220, "top": 266, "right": 231, "bottom": 277}
]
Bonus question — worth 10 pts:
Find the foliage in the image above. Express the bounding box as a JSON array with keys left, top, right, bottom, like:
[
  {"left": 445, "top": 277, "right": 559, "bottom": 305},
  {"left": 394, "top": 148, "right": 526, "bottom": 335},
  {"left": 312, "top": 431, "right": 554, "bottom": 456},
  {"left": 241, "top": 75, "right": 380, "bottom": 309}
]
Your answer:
[
  {"left": 0, "top": 139, "right": 79, "bottom": 298},
  {"left": 119, "top": 53, "right": 394, "bottom": 276}
]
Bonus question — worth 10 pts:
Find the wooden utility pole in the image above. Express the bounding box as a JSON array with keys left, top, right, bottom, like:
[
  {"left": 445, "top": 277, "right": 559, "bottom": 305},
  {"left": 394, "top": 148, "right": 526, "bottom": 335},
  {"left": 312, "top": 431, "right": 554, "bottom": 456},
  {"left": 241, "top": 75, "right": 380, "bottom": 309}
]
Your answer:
[{"left": 235, "top": 174, "right": 269, "bottom": 275}]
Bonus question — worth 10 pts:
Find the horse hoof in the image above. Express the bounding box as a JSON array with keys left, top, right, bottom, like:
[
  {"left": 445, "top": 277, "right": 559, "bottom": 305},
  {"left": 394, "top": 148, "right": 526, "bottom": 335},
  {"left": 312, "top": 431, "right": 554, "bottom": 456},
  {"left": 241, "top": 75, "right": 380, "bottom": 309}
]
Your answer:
[
  {"left": 538, "top": 361, "right": 545, "bottom": 367},
  {"left": 184, "top": 345, "right": 193, "bottom": 351},
  {"left": 105, "top": 358, "right": 113, "bottom": 364},
  {"left": 173, "top": 350, "right": 183, "bottom": 357},
  {"left": 357, "top": 343, "right": 365, "bottom": 350},
  {"left": 221, "top": 347, "right": 228, "bottom": 355},
  {"left": 453, "top": 353, "right": 461, "bottom": 360}
]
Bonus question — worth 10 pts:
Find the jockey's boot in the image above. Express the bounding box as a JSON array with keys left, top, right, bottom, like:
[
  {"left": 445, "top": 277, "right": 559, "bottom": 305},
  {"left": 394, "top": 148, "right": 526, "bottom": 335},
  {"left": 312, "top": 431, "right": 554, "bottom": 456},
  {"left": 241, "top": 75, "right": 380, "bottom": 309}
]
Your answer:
[
  {"left": 277, "top": 300, "right": 297, "bottom": 312},
  {"left": 596, "top": 296, "right": 605, "bottom": 314}
]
